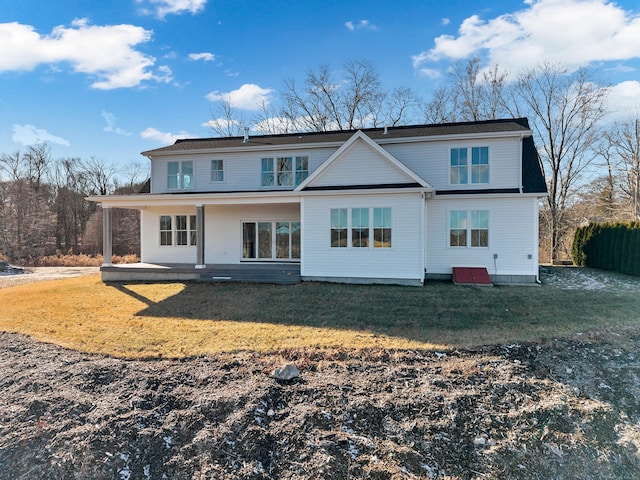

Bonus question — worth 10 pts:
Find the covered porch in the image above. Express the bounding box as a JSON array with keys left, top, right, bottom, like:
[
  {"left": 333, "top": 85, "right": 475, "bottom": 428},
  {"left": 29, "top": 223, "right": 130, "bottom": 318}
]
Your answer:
[{"left": 93, "top": 191, "right": 303, "bottom": 283}]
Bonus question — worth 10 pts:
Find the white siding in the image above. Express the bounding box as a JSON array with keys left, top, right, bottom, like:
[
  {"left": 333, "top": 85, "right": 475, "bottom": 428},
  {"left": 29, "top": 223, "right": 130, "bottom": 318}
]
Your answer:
[
  {"left": 202, "top": 204, "right": 299, "bottom": 264},
  {"left": 150, "top": 147, "right": 337, "bottom": 194},
  {"left": 308, "top": 140, "right": 413, "bottom": 188},
  {"left": 150, "top": 135, "right": 523, "bottom": 194},
  {"left": 140, "top": 204, "right": 300, "bottom": 264},
  {"left": 141, "top": 207, "right": 198, "bottom": 264},
  {"left": 301, "top": 193, "right": 424, "bottom": 282},
  {"left": 384, "top": 136, "right": 522, "bottom": 190},
  {"left": 425, "top": 196, "right": 538, "bottom": 277}
]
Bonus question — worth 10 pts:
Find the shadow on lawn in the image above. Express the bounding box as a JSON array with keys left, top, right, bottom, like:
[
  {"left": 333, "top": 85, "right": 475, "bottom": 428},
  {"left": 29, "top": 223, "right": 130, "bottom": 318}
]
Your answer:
[{"left": 105, "top": 276, "right": 640, "bottom": 347}]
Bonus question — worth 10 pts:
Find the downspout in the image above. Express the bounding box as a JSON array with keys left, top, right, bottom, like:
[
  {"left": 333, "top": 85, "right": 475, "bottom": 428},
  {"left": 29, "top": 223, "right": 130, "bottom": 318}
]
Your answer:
[
  {"left": 518, "top": 134, "right": 525, "bottom": 194},
  {"left": 420, "top": 191, "right": 427, "bottom": 285}
]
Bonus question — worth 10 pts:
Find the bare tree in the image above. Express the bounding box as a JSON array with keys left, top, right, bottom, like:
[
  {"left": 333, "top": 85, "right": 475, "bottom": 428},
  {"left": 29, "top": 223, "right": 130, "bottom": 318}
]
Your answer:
[
  {"left": 208, "top": 97, "right": 246, "bottom": 137},
  {"left": 507, "top": 63, "right": 609, "bottom": 261},
  {"left": 604, "top": 115, "right": 640, "bottom": 220},
  {"left": 24, "top": 143, "right": 51, "bottom": 192},
  {"left": 0, "top": 151, "right": 23, "bottom": 181},
  {"left": 422, "top": 86, "right": 458, "bottom": 124},
  {"left": 281, "top": 59, "right": 386, "bottom": 131},
  {"left": 83, "top": 156, "right": 118, "bottom": 196}
]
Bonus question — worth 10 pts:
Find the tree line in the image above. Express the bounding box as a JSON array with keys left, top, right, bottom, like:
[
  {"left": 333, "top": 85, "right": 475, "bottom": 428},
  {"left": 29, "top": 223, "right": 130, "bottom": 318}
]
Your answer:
[
  {"left": 0, "top": 144, "right": 146, "bottom": 264},
  {"left": 212, "top": 58, "right": 640, "bottom": 262},
  {"left": 2, "top": 58, "right": 638, "bottom": 265}
]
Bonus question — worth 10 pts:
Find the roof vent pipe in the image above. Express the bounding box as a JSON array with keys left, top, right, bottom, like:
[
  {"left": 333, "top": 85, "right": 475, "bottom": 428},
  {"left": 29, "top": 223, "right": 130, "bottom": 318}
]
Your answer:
[
  {"left": 243, "top": 127, "right": 249, "bottom": 143},
  {"left": 383, "top": 125, "right": 388, "bottom": 135}
]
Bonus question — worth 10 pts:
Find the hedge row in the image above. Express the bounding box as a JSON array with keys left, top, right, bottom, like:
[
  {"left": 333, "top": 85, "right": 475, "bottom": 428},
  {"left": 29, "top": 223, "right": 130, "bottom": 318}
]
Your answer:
[{"left": 572, "top": 222, "right": 640, "bottom": 276}]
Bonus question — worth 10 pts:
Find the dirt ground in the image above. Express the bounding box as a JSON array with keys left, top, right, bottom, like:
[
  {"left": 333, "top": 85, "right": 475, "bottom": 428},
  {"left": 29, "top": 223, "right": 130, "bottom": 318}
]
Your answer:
[{"left": 1, "top": 268, "right": 640, "bottom": 479}]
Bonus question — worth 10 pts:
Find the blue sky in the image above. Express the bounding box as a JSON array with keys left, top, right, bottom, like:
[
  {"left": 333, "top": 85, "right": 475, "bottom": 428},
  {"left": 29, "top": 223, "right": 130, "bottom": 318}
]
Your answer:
[{"left": 1, "top": 0, "right": 640, "bottom": 173}]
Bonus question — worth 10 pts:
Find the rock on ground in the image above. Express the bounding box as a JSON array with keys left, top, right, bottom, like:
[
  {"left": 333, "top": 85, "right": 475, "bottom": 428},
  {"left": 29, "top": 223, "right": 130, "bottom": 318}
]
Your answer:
[{"left": 0, "top": 331, "right": 639, "bottom": 479}]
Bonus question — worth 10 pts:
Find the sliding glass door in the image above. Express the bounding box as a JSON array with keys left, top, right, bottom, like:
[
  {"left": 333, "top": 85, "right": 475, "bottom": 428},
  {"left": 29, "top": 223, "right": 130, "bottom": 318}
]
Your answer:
[{"left": 242, "top": 221, "right": 300, "bottom": 261}]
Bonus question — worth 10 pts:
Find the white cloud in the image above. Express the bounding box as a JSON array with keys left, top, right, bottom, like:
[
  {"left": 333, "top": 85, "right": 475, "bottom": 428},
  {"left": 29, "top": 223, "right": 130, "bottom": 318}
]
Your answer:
[
  {"left": 202, "top": 118, "right": 241, "bottom": 133},
  {"left": 441, "top": 18, "right": 451, "bottom": 26},
  {"left": 417, "top": 68, "right": 442, "bottom": 80},
  {"left": 188, "top": 52, "right": 215, "bottom": 62},
  {"left": 12, "top": 124, "right": 70, "bottom": 146},
  {"left": 345, "top": 20, "right": 378, "bottom": 31},
  {"left": 0, "top": 19, "right": 170, "bottom": 89},
  {"left": 140, "top": 127, "right": 192, "bottom": 144},
  {"left": 607, "top": 80, "right": 640, "bottom": 120},
  {"left": 413, "top": 0, "right": 640, "bottom": 75},
  {"left": 205, "top": 83, "right": 273, "bottom": 111},
  {"left": 102, "top": 110, "right": 132, "bottom": 136},
  {"left": 137, "top": 0, "right": 207, "bottom": 18}
]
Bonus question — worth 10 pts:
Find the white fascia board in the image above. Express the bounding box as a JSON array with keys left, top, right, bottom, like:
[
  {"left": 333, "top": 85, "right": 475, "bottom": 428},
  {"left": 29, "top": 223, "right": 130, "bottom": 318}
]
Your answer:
[
  {"left": 143, "top": 130, "right": 532, "bottom": 159},
  {"left": 432, "top": 192, "right": 545, "bottom": 200},
  {"left": 299, "top": 187, "right": 430, "bottom": 197},
  {"left": 143, "top": 142, "right": 344, "bottom": 159},
  {"left": 88, "top": 191, "right": 301, "bottom": 208},
  {"left": 375, "top": 129, "right": 533, "bottom": 146}
]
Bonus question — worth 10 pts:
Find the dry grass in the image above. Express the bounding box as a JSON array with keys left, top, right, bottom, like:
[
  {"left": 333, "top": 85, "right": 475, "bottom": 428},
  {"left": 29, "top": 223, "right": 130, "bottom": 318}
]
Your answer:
[
  {"left": 1, "top": 269, "right": 639, "bottom": 359},
  {"left": 36, "top": 253, "right": 139, "bottom": 267},
  {"left": 0, "top": 276, "right": 447, "bottom": 358}
]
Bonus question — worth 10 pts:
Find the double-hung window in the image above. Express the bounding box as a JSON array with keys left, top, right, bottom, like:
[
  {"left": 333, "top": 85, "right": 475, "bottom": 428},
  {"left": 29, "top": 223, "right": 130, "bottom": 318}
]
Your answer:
[
  {"left": 167, "top": 161, "right": 193, "bottom": 189},
  {"left": 330, "top": 207, "right": 391, "bottom": 249},
  {"left": 450, "top": 147, "right": 489, "bottom": 185},
  {"left": 351, "top": 208, "right": 369, "bottom": 248},
  {"left": 449, "top": 210, "right": 489, "bottom": 247},
  {"left": 330, "top": 208, "right": 348, "bottom": 248},
  {"left": 211, "top": 160, "right": 224, "bottom": 182},
  {"left": 261, "top": 156, "right": 308, "bottom": 187},
  {"left": 159, "top": 214, "right": 197, "bottom": 246}
]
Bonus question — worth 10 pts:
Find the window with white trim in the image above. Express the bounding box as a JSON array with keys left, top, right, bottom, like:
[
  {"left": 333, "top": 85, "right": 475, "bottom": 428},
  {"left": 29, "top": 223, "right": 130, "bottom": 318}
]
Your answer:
[
  {"left": 449, "top": 210, "right": 489, "bottom": 247},
  {"left": 242, "top": 220, "right": 300, "bottom": 260},
  {"left": 167, "top": 161, "right": 193, "bottom": 189},
  {"left": 330, "top": 207, "right": 392, "bottom": 249},
  {"left": 159, "top": 214, "right": 197, "bottom": 246},
  {"left": 330, "top": 208, "right": 348, "bottom": 248},
  {"left": 211, "top": 159, "right": 224, "bottom": 182},
  {"left": 261, "top": 156, "right": 308, "bottom": 187},
  {"left": 450, "top": 146, "right": 489, "bottom": 185}
]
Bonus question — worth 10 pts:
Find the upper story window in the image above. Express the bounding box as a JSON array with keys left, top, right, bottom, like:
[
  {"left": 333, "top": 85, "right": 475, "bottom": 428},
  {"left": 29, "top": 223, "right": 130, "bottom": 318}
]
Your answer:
[
  {"left": 261, "top": 156, "right": 308, "bottom": 187},
  {"left": 167, "top": 161, "right": 193, "bottom": 189},
  {"left": 450, "top": 147, "right": 489, "bottom": 185},
  {"left": 211, "top": 160, "right": 224, "bottom": 182}
]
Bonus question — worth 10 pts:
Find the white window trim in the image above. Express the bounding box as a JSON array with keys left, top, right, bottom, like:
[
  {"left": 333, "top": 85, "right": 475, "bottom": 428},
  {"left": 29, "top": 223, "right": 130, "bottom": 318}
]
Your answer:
[
  {"left": 159, "top": 214, "right": 197, "bottom": 247},
  {"left": 329, "top": 207, "right": 393, "bottom": 250},
  {"left": 448, "top": 146, "right": 490, "bottom": 186},
  {"left": 261, "top": 156, "right": 308, "bottom": 188},
  {"left": 241, "top": 219, "right": 301, "bottom": 261},
  {"left": 210, "top": 159, "right": 225, "bottom": 183},
  {"left": 448, "top": 209, "right": 490, "bottom": 248},
  {"left": 167, "top": 160, "right": 195, "bottom": 190}
]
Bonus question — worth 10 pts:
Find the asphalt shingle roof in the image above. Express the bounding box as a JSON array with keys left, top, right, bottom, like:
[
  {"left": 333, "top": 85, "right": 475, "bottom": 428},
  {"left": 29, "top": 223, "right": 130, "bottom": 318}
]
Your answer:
[{"left": 141, "top": 118, "right": 533, "bottom": 155}]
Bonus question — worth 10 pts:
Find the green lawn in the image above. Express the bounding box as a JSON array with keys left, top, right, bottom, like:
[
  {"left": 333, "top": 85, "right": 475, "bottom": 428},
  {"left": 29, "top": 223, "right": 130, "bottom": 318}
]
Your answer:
[{"left": 0, "top": 267, "right": 639, "bottom": 358}]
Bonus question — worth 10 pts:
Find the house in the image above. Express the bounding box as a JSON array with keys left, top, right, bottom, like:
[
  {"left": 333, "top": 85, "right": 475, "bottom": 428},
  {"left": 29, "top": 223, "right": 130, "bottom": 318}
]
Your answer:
[{"left": 90, "top": 118, "right": 547, "bottom": 286}]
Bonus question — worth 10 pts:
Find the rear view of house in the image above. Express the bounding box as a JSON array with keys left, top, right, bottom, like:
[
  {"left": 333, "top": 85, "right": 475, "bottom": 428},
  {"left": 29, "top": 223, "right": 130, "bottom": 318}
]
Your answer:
[{"left": 90, "top": 118, "right": 547, "bottom": 285}]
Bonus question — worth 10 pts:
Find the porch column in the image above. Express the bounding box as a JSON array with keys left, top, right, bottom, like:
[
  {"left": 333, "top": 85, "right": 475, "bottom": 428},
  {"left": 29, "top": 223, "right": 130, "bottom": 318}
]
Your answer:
[
  {"left": 195, "top": 204, "right": 206, "bottom": 269},
  {"left": 102, "top": 206, "right": 113, "bottom": 266}
]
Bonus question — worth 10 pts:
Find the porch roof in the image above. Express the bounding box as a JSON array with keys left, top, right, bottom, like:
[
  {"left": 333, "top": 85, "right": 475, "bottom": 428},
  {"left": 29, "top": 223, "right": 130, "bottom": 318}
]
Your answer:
[{"left": 88, "top": 185, "right": 430, "bottom": 209}]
